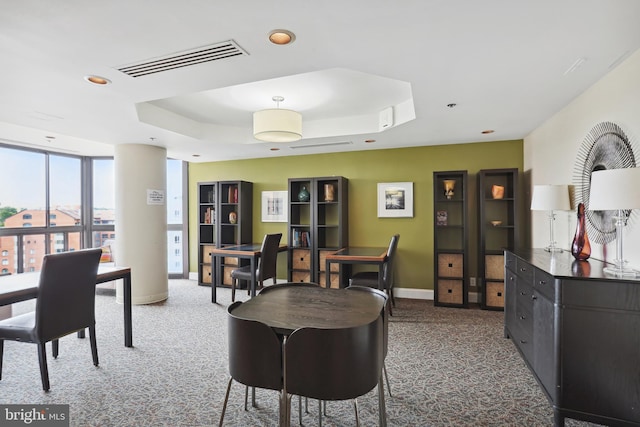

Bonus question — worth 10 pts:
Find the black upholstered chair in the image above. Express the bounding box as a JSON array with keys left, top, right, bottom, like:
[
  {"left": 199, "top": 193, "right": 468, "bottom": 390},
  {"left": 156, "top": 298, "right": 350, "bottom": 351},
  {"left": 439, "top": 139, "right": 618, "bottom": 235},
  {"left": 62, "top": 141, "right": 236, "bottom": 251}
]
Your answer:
[
  {"left": 219, "top": 301, "right": 283, "bottom": 426},
  {"left": 0, "top": 248, "right": 102, "bottom": 391},
  {"left": 285, "top": 315, "right": 385, "bottom": 426},
  {"left": 230, "top": 233, "right": 282, "bottom": 302},
  {"left": 347, "top": 285, "right": 392, "bottom": 397},
  {"left": 349, "top": 234, "right": 399, "bottom": 315}
]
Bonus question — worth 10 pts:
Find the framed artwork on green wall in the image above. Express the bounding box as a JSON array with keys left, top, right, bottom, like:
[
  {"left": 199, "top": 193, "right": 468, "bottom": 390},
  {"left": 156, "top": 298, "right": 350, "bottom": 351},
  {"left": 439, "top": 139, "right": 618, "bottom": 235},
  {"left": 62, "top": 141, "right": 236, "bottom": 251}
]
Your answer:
[
  {"left": 378, "top": 182, "right": 413, "bottom": 218},
  {"left": 261, "top": 191, "right": 288, "bottom": 222}
]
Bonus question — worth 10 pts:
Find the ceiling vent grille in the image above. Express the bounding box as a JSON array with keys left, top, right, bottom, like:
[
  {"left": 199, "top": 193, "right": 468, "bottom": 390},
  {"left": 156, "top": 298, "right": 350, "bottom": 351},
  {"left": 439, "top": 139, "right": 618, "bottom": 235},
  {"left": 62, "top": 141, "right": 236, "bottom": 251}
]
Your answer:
[
  {"left": 289, "top": 141, "right": 353, "bottom": 150},
  {"left": 117, "top": 40, "right": 248, "bottom": 78}
]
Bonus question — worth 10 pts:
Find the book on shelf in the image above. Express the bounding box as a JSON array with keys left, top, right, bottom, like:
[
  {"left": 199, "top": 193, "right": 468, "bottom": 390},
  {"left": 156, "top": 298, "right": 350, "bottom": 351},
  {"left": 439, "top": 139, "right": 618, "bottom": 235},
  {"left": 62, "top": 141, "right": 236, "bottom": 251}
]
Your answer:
[
  {"left": 292, "top": 229, "right": 311, "bottom": 248},
  {"left": 436, "top": 210, "right": 448, "bottom": 226}
]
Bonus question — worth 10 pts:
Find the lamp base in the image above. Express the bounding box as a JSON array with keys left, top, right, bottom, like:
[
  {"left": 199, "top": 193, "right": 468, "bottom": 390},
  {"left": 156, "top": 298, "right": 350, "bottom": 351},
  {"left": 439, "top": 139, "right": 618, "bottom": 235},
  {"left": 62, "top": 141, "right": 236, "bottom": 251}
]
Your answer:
[{"left": 603, "top": 265, "right": 639, "bottom": 278}]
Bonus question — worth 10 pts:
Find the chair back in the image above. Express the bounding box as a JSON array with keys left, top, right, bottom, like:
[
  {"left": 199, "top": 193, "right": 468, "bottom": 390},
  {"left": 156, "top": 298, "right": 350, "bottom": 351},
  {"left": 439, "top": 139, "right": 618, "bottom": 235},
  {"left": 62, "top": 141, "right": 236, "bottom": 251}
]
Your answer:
[
  {"left": 285, "top": 315, "right": 383, "bottom": 401},
  {"left": 257, "top": 233, "right": 282, "bottom": 281},
  {"left": 382, "top": 234, "right": 400, "bottom": 289},
  {"left": 346, "top": 285, "right": 388, "bottom": 358},
  {"left": 35, "top": 248, "right": 102, "bottom": 342},
  {"left": 227, "top": 301, "right": 282, "bottom": 391}
]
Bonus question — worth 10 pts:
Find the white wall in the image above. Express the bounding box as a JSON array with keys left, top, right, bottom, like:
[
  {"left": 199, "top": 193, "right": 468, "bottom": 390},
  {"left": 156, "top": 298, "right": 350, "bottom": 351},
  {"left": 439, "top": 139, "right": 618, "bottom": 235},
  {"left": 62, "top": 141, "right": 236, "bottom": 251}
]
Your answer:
[{"left": 525, "top": 49, "right": 640, "bottom": 269}]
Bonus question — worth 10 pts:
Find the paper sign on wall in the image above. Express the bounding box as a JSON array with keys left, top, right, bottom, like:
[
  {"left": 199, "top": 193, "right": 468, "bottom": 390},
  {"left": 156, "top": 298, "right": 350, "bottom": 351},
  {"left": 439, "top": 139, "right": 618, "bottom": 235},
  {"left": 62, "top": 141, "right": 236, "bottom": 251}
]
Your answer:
[{"left": 147, "top": 189, "right": 165, "bottom": 205}]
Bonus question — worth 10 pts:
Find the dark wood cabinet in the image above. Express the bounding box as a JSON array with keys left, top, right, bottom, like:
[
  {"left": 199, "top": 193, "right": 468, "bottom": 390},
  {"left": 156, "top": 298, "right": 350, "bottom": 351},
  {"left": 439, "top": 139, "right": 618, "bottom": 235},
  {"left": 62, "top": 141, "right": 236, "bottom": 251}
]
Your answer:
[
  {"left": 433, "top": 170, "right": 468, "bottom": 307},
  {"left": 288, "top": 177, "right": 348, "bottom": 287},
  {"left": 197, "top": 180, "right": 252, "bottom": 287},
  {"left": 505, "top": 248, "right": 640, "bottom": 427},
  {"left": 478, "top": 168, "right": 518, "bottom": 309}
]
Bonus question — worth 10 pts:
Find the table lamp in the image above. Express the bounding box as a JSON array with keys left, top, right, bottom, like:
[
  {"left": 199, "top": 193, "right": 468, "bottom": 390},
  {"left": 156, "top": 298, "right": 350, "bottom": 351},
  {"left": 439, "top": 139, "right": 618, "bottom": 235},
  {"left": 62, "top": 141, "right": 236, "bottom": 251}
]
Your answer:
[
  {"left": 531, "top": 184, "right": 570, "bottom": 252},
  {"left": 589, "top": 167, "right": 640, "bottom": 277}
]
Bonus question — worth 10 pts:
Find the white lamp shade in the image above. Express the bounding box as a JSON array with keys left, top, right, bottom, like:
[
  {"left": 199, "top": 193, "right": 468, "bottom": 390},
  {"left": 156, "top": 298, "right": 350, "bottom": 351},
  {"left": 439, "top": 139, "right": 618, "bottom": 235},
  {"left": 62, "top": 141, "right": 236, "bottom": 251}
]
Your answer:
[
  {"left": 531, "top": 184, "right": 570, "bottom": 211},
  {"left": 589, "top": 168, "right": 640, "bottom": 210},
  {"left": 253, "top": 109, "right": 302, "bottom": 143}
]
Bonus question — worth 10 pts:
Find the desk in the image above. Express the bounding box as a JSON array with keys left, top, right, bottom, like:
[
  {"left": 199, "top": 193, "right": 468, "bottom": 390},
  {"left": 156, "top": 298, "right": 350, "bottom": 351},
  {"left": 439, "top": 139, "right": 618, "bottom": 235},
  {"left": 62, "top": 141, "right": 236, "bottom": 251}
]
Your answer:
[
  {"left": 0, "top": 265, "right": 133, "bottom": 347},
  {"left": 231, "top": 285, "right": 386, "bottom": 426},
  {"left": 324, "top": 247, "right": 387, "bottom": 289},
  {"left": 210, "top": 243, "right": 287, "bottom": 303}
]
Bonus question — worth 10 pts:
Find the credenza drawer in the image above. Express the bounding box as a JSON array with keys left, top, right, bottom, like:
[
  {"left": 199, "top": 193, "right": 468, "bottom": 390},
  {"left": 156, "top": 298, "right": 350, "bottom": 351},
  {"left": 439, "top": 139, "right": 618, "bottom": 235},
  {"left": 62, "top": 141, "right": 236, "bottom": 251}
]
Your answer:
[
  {"left": 534, "top": 269, "right": 555, "bottom": 301},
  {"left": 515, "top": 258, "right": 534, "bottom": 283}
]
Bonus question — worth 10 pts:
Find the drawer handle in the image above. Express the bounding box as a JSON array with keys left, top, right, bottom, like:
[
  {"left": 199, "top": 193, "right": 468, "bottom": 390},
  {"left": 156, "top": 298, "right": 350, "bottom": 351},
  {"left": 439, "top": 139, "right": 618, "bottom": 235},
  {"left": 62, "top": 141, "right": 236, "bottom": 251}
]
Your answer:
[
  {"left": 519, "top": 315, "right": 526, "bottom": 320},
  {"left": 520, "top": 291, "right": 527, "bottom": 296},
  {"left": 531, "top": 295, "right": 537, "bottom": 300},
  {"left": 539, "top": 280, "right": 546, "bottom": 285},
  {"left": 520, "top": 340, "right": 527, "bottom": 344},
  {"left": 520, "top": 267, "right": 527, "bottom": 272}
]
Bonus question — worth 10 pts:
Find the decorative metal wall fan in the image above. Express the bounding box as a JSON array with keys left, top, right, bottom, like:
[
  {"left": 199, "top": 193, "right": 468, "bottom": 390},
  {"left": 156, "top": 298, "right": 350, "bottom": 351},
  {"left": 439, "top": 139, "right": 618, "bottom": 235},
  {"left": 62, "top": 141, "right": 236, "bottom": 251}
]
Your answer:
[{"left": 573, "top": 121, "right": 638, "bottom": 244}]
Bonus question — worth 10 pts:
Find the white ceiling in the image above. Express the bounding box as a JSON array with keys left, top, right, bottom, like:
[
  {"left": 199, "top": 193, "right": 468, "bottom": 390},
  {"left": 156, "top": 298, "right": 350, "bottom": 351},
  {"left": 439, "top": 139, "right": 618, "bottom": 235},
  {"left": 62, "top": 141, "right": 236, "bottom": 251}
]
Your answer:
[{"left": 1, "top": 0, "right": 640, "bottom": 162}]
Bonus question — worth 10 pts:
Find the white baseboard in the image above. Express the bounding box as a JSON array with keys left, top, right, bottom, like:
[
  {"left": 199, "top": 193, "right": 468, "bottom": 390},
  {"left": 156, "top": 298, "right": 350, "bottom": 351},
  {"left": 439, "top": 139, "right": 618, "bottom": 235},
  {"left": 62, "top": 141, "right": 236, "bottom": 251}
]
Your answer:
[{"left": 187, "top": 272, "right": 481, "bottom": 303}]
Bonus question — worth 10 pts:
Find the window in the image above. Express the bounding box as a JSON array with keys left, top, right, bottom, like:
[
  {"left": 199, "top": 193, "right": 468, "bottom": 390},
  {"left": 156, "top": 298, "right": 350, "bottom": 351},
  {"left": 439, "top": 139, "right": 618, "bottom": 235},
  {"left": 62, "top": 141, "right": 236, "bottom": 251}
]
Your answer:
[
  {"left": 50, "top": 214, "right": 57, "bottom": 219},
  {"left": 1, "top": 268, "right": 8, "bottom": 274},
  {"left": 1, "top": 250, "right": 7, "bottom": 256},
  {"left": 29, "top": 249, "right": 35, "bottom": 254},
  {"left": 22, "top": 214, "right": 32, "bottom": 220},
  {"left": 1, "top": 259, "right": 8, "bottom": 265},
  {"left": 29, "top": 258, "right": 35, "bottom": 264},
  {"left": 50, "top": 223, "right": 56, "bottom": 227},
  {"left": 23, "top": 223, "right": 32, "bottom": 227},
  {"left": 174, "top": 235, "right": 180, "bottom": 243}
]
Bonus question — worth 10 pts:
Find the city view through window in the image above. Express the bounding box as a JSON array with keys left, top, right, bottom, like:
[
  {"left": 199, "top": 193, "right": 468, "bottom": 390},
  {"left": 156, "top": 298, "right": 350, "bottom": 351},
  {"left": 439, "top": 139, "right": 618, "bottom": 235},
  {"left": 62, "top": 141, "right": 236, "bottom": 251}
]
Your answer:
[{"left": 0, "top": 146, "right": 185, "bottom": 276}]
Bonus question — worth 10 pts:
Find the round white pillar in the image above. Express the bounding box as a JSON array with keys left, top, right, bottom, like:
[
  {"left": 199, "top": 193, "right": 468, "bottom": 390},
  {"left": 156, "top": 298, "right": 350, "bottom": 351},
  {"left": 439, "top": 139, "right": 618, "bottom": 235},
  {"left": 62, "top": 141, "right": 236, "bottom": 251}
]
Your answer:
[{"left": 114, "top": 144, "right": 168, "bottom": 304}]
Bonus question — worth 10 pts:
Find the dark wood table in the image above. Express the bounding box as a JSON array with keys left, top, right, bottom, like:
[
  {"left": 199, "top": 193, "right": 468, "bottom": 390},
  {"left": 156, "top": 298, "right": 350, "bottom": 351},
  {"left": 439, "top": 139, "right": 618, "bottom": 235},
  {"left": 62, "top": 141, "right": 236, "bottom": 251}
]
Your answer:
[
  {"left": 231, "top": 285, "right": 387, "bottom": 426},
  {"left": 0, "top": 265, "right": 133, "bottom": 347},
  {"left": 324, "top": 246, "right": 387, "bottom": 289},
  {"left": 210, "top": 243, "right": 287, "bottom": 303}
]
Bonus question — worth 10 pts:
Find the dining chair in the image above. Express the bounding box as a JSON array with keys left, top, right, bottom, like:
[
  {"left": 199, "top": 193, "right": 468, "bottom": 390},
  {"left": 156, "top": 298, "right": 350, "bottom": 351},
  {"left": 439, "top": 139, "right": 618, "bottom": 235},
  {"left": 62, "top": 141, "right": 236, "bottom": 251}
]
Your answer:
[
  {"left": 284, "top": 315, "right": 385, "bottom": 426},
  {"left": 0, "top": 248, "right": 102, "bottom": 391},
  {"left": 347, "top": 285, "right": 392, "bottom": 397},
  {"left": 349, "top": 234, "right": 399, "bottom": 315},
  {"left": 220, "top": 301, "right": 283, "bottom": 426},
  {"left": 230, "top": 233, "right": 282, "bottom": 302}
]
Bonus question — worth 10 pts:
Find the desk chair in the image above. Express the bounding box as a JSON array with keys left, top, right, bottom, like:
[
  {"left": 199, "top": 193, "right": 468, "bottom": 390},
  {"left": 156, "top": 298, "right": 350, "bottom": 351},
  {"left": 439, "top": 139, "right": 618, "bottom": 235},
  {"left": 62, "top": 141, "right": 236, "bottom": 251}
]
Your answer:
[
  {"left": 349, "top": 234, "right": 399, "bottom": 315},
  {"left": 0, "top": 248, "right": 102, "bottom": 391},
  {"left": 220, "top": 301, "right": 283, "bottom": 426},
  {"left": 230, "top": 233, "right": 282, "bottom": 302}
]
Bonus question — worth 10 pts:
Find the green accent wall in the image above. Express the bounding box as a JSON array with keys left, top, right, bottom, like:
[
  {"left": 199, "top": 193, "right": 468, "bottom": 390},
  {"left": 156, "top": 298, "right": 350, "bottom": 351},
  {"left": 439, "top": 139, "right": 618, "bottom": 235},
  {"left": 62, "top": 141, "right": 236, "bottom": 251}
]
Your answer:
[{"left": 189, "top": 139, "right": 523, "bottom": 290}]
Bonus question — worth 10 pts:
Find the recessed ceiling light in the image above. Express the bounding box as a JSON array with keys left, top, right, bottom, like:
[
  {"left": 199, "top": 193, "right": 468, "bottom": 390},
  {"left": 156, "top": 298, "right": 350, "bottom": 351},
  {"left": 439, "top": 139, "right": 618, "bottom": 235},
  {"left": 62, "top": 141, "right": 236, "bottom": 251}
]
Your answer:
[
  {"left": 192, "top": 154, "right": 200, "bottom": 157},
  {"left": 268, "top": 29, "right": 296, "bottom": 45},
  {"left": 446, "top": 103, "right": 457, "bottom": 108},
  {"left": 270, "top": 147, "right": 280, "bottom": 151},
  {"left": 84, "top": 75, "right": 111, "bottom": 85},
  {"left": 45, "top": 135, "right": 56, "bottom": 140},
  {"left": 365, "top": 139, "right": 376, "bottom": 143},
  {"left": 481, "top": 130, "right": 495, "bottom": 134}
]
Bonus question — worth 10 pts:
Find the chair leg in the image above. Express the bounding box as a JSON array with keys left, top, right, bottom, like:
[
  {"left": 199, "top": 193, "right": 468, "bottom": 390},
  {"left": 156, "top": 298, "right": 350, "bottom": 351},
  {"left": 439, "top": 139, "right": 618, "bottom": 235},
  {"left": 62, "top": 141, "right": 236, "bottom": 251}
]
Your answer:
[
  {"left": 384, "top": 362, "right": 392, "bottom": 397},
  {"left": 378, "top": 373, "right": 387, "bottom": 427},
  {"left": 298, "top": 395, "right": 302, "bottom": 426},
  {"left": 231, "top": 278, "right": 237, "bottom": 302},
  {"left": 89, "top": 325, "right": 99, "bottom": 366},
  {"left": 52, "top": 339, "right": 59, "bottom": 359},
  {"left": 318, "top": 399, "right": 322, "bottom": 427},
  {"left": 0, "top": 340, "right": 4, "bottom": 380},
  {"left": 353, "top": 398, "right": 360, "bottom": 427},
  {"left": 219, "top": 377, "right": 233, "bottom": 427},
  {"left": 37, "top": 343, "right": 50, "bottom": 391},
  {"left": 244, "top": 386, "right": 249, "bottom": 410}
]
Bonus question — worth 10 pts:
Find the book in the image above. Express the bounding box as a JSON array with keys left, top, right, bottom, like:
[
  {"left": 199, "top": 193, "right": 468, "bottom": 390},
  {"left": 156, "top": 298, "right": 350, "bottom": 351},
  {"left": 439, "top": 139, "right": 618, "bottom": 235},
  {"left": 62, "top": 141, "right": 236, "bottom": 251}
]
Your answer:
[{"left": 436, "top": 210, "right": 448, "bottom": 226}]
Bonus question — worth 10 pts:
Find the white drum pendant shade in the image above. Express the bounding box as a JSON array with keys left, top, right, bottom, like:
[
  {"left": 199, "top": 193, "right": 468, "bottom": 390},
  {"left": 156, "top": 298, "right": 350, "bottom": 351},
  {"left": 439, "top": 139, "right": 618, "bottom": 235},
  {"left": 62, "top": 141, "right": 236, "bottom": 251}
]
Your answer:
[{"left": 253, "top": 108, "right": 302, "bottom": 142}]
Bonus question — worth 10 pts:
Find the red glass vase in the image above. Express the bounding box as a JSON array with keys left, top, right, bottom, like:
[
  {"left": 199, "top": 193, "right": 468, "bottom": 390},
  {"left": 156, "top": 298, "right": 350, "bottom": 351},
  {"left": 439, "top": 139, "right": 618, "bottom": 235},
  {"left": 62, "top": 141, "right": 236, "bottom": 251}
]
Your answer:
[{"left": 571, "top": 202, "right": 591, "bottom": 260}]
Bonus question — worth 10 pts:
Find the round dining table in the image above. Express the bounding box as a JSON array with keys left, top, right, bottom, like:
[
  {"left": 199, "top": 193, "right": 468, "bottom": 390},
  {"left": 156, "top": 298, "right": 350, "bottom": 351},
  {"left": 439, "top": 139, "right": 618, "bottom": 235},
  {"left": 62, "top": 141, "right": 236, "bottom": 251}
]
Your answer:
[{"left": 229, "top": 283, "right": 387, "bottom": 426}]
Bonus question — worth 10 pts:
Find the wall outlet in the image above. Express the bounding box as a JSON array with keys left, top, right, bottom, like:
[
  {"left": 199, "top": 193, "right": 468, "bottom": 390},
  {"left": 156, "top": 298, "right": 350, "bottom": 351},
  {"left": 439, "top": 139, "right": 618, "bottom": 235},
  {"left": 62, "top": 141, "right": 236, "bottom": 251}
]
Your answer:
[{"left": 470, "top": 277, "right": 476, "bottom": 288}]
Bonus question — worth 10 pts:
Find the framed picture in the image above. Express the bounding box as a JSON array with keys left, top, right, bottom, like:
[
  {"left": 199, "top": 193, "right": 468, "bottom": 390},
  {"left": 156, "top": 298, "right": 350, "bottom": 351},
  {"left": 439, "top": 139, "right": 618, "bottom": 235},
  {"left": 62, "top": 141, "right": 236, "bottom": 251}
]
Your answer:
[
  {"left": 261, "top": 191, "right": 288, "bottom": 222},
  {"left": 377, "top": 182, "right": 414, "bottom": 218}
]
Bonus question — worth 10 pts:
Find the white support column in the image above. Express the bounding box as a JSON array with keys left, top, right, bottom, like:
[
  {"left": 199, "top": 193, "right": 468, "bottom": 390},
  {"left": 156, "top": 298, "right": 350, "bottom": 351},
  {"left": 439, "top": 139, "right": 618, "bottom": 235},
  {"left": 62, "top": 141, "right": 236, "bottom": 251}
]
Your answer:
[{"left": 114, "top": 144, "right": 168, "bottom": 304}]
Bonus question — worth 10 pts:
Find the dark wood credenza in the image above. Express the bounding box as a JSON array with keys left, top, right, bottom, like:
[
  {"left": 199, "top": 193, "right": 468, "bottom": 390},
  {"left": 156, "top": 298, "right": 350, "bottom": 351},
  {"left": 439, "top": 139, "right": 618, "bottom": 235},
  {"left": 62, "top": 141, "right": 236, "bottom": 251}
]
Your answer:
[{"left": 504, "top": 248, "right": 640, "bottom": 427}]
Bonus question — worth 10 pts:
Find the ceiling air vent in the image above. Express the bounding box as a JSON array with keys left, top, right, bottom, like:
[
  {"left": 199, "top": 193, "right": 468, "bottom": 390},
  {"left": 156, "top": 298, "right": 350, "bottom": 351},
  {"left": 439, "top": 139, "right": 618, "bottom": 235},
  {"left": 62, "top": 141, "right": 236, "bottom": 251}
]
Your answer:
[
  {"left": 289, "top": 141, "right": 353, "bottom": 150},
  {"left": 117, "top": 40, "right": 248, "bottom": 78}
]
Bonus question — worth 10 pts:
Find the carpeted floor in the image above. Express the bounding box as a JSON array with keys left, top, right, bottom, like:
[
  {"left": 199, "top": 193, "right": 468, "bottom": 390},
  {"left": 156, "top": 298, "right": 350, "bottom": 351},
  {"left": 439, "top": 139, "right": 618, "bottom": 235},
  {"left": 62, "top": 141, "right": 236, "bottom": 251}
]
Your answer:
[{"left": 0, "top": 280, "right": 602, "bottom": 426}]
